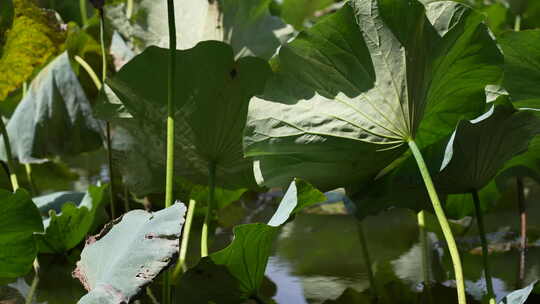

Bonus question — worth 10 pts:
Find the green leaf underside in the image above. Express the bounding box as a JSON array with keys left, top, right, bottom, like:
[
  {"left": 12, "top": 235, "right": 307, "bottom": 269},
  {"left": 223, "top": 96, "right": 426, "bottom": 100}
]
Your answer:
[
  {"left": 0, "top": 0, "right": 65, "bottom": 102},
  {"left": 498, "top": 30, "right": 540, "bottom": 181},
  {"left": 437, "top": 104, "right": 540, "bottom": 193},
  {"left": 179, "top": 180, "right": 325, "bottom": 299},
  {"left": 0, "top": 52, "right": 103, "bottom": 164},
  {"left": 244, "top": 0, "right": 502, "bottom": 190},
  {"left": 32, "top": 184, "right": 109, "bottom": 254},
  {"left": 74, "top": 203, "right": 186, "bottom": 304},
  {"left": 348, "top": 102, "right": 540, "bottom": 219},
  {"left": 108, "top": 41, "right": 271, "bottom": 195},
  {"left": 105, "top": 0, "right": 290, "bottom": 59},
  {"left": 0, "top": 189, "right": 43, "bottom": 278},
  {"left": 280, "top": 0, "right": 336, "bottom": 30},
  {"left": 500, "top": 30, "right": 540, "bottom": 105}
]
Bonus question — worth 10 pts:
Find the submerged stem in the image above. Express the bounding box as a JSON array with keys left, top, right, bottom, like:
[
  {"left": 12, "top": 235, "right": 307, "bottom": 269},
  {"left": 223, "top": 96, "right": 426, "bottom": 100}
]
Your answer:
[
  {"left": 408, "top": 140, "right": 466, "bottom": 304},
  {"left": 201, "top": 162, "right": 216, "bottom": 257},
  {"left": 172, "top": 199, "right": 197, "bottom": 279},
  {"left": 418, "top": 211, "right": 432, "bottom": 303},
  {"left": 471, "top": 190, "right": 495, "bottom": 304},
  {"left": 516, "top": 177, "right": 527, "bottom": 289},
  {"left": 357, "top": 220, "right": 377, "bottom": 298}
]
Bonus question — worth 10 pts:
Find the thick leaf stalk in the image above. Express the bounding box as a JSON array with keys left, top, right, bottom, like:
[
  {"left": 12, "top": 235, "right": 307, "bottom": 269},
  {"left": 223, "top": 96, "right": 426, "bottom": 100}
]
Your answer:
[
  {"left": 163, "top": 0, "right": 177, "bottom": 302},
  {"left": 471, "top": 190, "right": 495, "bottom": 304},
  {"left": 418, "top": 210, "right": 432, "bottom": 304},
  {"left": 79, "top": 0, "right": 88, "bottom": 26},
  {"left": 408, "top": 140, "right": 467, "bottom": 304},
  {"left": 201, "top": 162, "right": 216, "bottom": 257},
  {"left": 173, "top": 199, "right": 196, "bottom": 279}
]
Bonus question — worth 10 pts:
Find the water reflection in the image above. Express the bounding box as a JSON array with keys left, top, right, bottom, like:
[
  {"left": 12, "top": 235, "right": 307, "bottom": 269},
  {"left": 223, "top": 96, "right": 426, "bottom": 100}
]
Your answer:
[{"left": 267, "top": 206, "right": 540, "bottom": 303}]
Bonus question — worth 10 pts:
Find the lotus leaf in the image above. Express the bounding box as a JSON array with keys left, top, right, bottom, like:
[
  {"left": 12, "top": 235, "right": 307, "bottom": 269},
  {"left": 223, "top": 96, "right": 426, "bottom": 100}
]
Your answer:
[
  {"left": 74, "top": 203, "right": 186, "bottom": 304},
  {"left": 244, "top": 0, "right": 502, "bottom": 191}
]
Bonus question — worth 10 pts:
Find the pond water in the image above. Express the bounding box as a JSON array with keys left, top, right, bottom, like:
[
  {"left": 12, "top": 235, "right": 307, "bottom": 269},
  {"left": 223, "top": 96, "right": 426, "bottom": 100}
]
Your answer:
[{"left": 1, "top": 182, "right": 540, "bottom": 304}]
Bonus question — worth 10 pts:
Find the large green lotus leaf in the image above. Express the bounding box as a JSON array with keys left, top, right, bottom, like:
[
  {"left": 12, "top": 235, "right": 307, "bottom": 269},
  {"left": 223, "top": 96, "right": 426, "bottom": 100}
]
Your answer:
[
  {"left": 0, "top": 189, "right": 44, "bottom": 279},
  {"left": 499, "top": 281, "right": 538, "bottom": 304},
  {"left": 436, "top": 104, "right": 540, "bottom": 193},
  {"left": 244, "top": 0, "right": 502, "bottom": 191},
  {"left": 74, "top": 203, "right": 186, "bottom": 304},
  {"left": 178, "top": 179, "right": 325, "bottom": 300},
  {"left": 0, "top": 52, "right": 103, "bottom": 164},
  {"left": 500, "top": 30, "right": 540, "bottom": 105},
  {"left": 498, "top": 31, "right": 540, "bottom": 181},
  {"left": 108, "top": 42, "right": 271, "bottom": 194},
  {"left": 279, "top": 0, "right": 335, "bottom": 30},
  {"left": 106, "top": 0, "right": 291, "bottom": 59},
  {"left": 32, "top": 184, "right": 108, "bottom": 254},
  {"left": 0, "top": 0, "right": 65, "bottom": 103}
]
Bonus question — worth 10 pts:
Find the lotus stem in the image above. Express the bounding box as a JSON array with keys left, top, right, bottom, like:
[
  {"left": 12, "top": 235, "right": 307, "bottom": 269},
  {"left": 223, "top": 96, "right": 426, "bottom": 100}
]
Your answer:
[
  {"left": 172, "top": 199, "right": 197, "bottom": 280},
  {"left": 25, "top": 260, "right": 40, "bottom": 304},
  {"left": 123, "top": 184, "right": 130, "bottom": 212},
  {"left": 126, "top": 0, "right": 134, "bottom": 19},
  {"left": 357, "top": 220, "right": 377, "bottom": 298},
  {"left": 74, "top": 56, "right": 102, "bottom": 90},
  {"left": 80, "top": 0, "right": 88, "bottom": 27},
  {"left": 514, "top": 15, "right": 521, "bottom": 32},
  {"left": 146, "top": 287, "right": 159, "bottom": 304},
  {"left": 408, "top": 139, "right": 467, "bottom": 304},
  {"left": 471, "top": 190, "right": 495, "bottom": 304},
  {"left": 0, "top": 112, "right": 18, "bottom": 191},
  {"left": 24, "top": 164, "right": 37, "bottom": 195},
  {"left": 163, "top": 0, "right": 177, "bottom": 302},
  {"left": 516, "top": 177, "right": 527, "bottom": 289},
  {"left": 201, "top": 162, "right": 216, "bottom": 257},
  {"left": 97, "top": 10, "right": 117, "bottom": 220},
  {"left": 418, "top": 210, "right": 432, "bottom": 303}
]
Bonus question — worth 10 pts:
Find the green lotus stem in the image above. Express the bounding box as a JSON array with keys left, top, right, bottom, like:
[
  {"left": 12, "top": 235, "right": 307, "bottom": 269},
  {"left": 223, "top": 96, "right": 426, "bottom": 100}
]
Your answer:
[
  {"left": 80, "top": 0, "right": 88, "bottom": 27},
  {"left": 514, "top": 15, "right": 522, "bottom": 32},
  {"left": 471, "top": 190, "right": 495, "bottom": 304},
  {"left": 164, "top": 0, "right": 177, "bottom": 209},
  {"left": 163, "top": 0, "right": 177, "bottom": 302},
  {"left": 74, "top": 56, "right": 102, "bottom": 90},
  {"left": 0, "top": 112, "right": 18, "bottom": 191},
  {"left": 123, "top": 184, "right": 130, "bottom": 212},
  {"left": 172, "top": 199, "right": 197, "bottom": 279},
  {"left": 357, "top": 220, "right": 377, "bottom": 298},
  {"left": 418, "top": 210, "right": 432, "bottom": 304},
  {"left": 408, "top": 139, "right": 467, "bottom": 304},
  {"left": 25, "top": 260, "right": 40, "bottom": 304},
  {"left": 516, "top": 177, "right": 527, "bottom": 288},
  {"left": 22, "top": 83, "right": 36, "bottom": 195},
  {"left": 97, "top": 9, "right": 117, "bottom": 220},
  {"left": 201, "top": 162, "right": 216, "bottom": 257},
  {"left": 24, "top": 163, "right": 37, "bottom": 195},
  {"left": 126, "top": 0, "right": 134, "bottom": 19}
]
